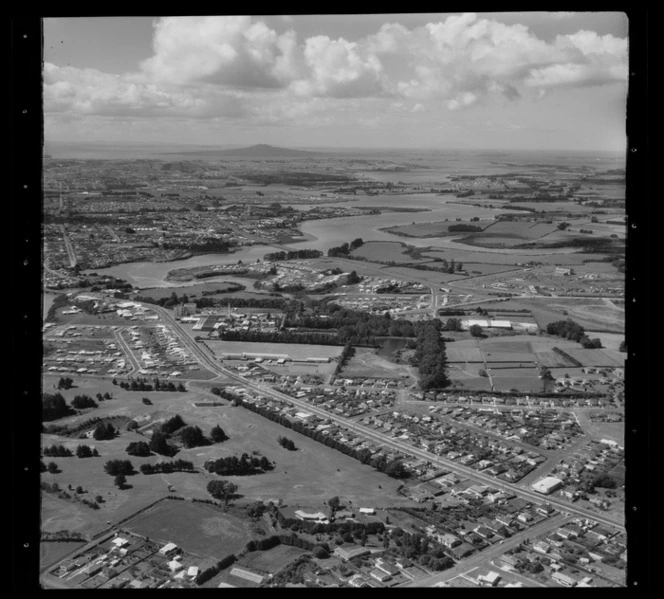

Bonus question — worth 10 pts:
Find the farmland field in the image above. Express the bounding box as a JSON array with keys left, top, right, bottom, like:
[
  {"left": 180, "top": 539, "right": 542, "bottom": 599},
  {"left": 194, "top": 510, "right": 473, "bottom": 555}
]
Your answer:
[
  {"left": 382, "top": 220, "right": 494, "bottom": 238},
  {"left": 123, "top": 500, "right": 253, "bottom": 558},
  {"left": 446, "top": 341, "right": 484, "bottom": 363},
  {"left": 561, "top": 348, "right": 624, "bottom": 367}
]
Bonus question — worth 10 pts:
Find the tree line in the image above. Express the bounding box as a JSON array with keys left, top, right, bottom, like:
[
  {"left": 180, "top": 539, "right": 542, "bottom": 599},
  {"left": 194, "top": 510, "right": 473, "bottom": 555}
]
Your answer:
[
  {"left": 227, "top": 391, "right": 410, "bottom": 479},
  {"left": 327, "top": 238, "right": 364, "bottom": 257},
  {"left": 264, "top": 249, "right": 323, "bottom": 261},
  {"left": 413, "top": 320, "right": 450, "bottom": 389},
  {"left": 204, "top": 453, "right": 274, "bottom": 476},
  {"left": 139, "top": 460, "right": 195, "bottom": 475},
  {"left": 113, "top": 377, "right": 186, "bottom": 392},
  {"left": 546, "top": 319, "right": 602, "bottom": 349}
]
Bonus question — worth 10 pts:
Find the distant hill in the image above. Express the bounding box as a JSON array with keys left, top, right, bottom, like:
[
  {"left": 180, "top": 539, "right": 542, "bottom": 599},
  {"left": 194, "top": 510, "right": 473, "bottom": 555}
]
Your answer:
[{"left": 180, "top": 144, "right": 322, "bottom": 158}]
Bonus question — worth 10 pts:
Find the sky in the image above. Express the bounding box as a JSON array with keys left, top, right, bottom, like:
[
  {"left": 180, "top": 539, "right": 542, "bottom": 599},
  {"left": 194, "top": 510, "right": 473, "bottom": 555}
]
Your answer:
[{"left": 43, "top": 13, "right": 629, "bottom": 152}]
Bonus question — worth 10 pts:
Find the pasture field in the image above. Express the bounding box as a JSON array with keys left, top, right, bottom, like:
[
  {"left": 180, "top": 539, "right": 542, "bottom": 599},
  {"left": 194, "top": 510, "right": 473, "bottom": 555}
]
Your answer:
[
  {"left": 534, "top": 351, "right": 571, "bottom": 368},
  {"left": 445, "top": 341, "right": 484, "bottom": 363},
  {"left": 237, "top": 545, "right": 307, "bottom": 574},
  {"left": 561, "top": 348, "right": 624, "bottom": 368},
  {"left": 382, "top": 220, "right": 494, "bottom": 238},
  {"left": 123, "top": 500, "right": 253, "bottom": 559},
  {"left": 207, "top": 340, "right": 343, "bottom": 360},
  {"left": 40, "top": 541, "right": 87, "bottom": 571},
  {"left": 351, "top": 241, "right": 428, "bottom": 264},
  {"left": 447, "top": 364, "right": 493, "bottom": 391}
]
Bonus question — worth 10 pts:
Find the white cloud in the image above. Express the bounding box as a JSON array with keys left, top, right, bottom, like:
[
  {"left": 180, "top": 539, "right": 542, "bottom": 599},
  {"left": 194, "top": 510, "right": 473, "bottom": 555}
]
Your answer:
[{"left": 44, "top": 14, "right": 628, "bottom": 121}]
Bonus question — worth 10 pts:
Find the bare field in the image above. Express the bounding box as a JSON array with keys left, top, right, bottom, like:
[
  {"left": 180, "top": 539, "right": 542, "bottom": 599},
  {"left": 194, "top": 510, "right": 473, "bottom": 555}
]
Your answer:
[
  {"left": 341, "top": 347, "right": 415, "bottom": 379},
  {"left": 207, "top": 340, "right": 343, "bottom": 360}
]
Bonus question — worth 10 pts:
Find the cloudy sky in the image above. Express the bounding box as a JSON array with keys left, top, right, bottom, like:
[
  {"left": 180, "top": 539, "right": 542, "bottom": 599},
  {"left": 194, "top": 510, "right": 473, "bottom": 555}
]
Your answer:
[{"left": 43, "top": 13, "right": 629, "bottom": 151}]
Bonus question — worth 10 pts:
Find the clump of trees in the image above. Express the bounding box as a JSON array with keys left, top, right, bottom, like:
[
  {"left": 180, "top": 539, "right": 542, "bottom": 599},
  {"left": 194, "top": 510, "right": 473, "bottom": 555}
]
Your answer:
[
  {"left": 206, "top": 480, "right": 239, "bottom": 506},
  {"left": 327, "top": 238, "right": 364, "bottom": 257},
  {"left": 469, "top": 324, "right": 484, "bottom": 338},
  {"left": 277, "top": 436, "right": 297, "bottom": 451},
  {"left": 210, "top": 424, "right": 228, "bottom": 443},
  {"left": 204, "top": 453, "right": 274, "bottom": 476},
  {"left": 43, "top": 444, "right": 73, "bottom": 457},
  {"left": 139, "top": 460, "right": 195, "bottom": 474},
  {"left": 546, "top": 319, "right": 602, "bottom": 348},
  {"left": 264, "top": 249, "right": 323, "bottom": 261},
  {"left": 93, "top": 422, "right": 117, "bottom": 441},
  {"left": 76, "top": 444, "right": 98, "bottom": 458},
  {"left": 126, "top": 441, "right": 152, "bottom": 457},
  {"left": 42, "top": 392, "right": 75, "bottom": 422},
  {"left": 104, "top": 459, "right": 135, "bottom": 476},
  {"left": 57, "top": 377, "right": 74, "bottom": 390},
  {"left": 71, "top": 395, "right": 98, "bottom": 410},
  {"left": 149, "top": 430, "right": 178, "bottom": 457},
  {"left": 179, "top": 425, "right": 210, "bottom": 449}
]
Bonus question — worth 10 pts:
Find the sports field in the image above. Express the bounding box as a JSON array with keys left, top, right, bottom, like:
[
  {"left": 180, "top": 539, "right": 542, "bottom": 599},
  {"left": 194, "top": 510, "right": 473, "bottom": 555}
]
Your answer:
[
  {"left": 238, "top": 545, "right": 307, "bottom": 574},
  {"left": 124, "top": 500, "right": 254, "bottom": 558}
]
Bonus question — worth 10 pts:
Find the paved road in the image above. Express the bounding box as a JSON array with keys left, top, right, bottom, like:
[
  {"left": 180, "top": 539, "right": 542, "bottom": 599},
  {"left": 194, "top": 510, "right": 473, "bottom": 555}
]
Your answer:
[
  {"left": 60, "top": 224, "right": 78, "bottom": 268},
  {"left": 399, "top": 513, "right": 570, "bottom": 587}
]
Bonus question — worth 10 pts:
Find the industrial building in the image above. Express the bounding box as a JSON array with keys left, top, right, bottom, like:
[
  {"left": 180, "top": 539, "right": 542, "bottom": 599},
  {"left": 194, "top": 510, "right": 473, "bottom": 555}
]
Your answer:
[{"left": 531, "top": 476, "right": 564, "bottom": 495}]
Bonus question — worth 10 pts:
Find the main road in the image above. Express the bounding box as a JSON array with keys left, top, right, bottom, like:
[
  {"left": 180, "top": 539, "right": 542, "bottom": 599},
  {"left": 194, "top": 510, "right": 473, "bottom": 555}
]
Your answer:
[{"left": 147, "top": 303, "right": 624, "bottom": 531}]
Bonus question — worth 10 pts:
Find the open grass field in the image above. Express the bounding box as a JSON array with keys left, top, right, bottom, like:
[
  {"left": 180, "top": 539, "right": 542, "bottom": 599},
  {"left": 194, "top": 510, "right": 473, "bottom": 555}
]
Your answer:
[
  {"left": 123, "top": 500, "right": 253, "bottom": 558},
  {"left": 490, "top": 371, "right": 544, "bottom": 393},
  {"left": 206, "top": 340, "right": 343, "bottom": 360},
  {"left": 237, "top": 545, "right": 307, "bottom": 574},
  {"left": 382, "top": 220, "right": 494, "bottom": 238},
  {"left": 534, "top": 351, "right": 571, "bottom": 368},
  {"left": 446, "top": 341, "right": 484, "bottom": 363},
  {"left": 521, "top": 299, "right": 624, "bottom": 333},
  {"left": 561, "top": 348, "right": 624, "bottom": 368},
  {"left": 40, "top": 541, "right": 87, "bottom": 571},
  {"left": 41, "top": 375, "right": 417, "bottom": 541},
  {"left": 340, "top": 347, "right": 415, "bottom": 379},
  {"left": 351, "top": 241, "right": 428, "bottom": 264},
  {"left": 447, "top": 364, "right": 493, "bottom": 391}
]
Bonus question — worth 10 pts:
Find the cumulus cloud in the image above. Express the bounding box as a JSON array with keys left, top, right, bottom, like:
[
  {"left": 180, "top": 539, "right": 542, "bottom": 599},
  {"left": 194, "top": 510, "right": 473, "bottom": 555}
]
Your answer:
[
  {"left": 44, "top": 63, "right": 248, "bottom": 119},
  {"left": 44, "top": 14, "right": 628, "bottom": 121}
]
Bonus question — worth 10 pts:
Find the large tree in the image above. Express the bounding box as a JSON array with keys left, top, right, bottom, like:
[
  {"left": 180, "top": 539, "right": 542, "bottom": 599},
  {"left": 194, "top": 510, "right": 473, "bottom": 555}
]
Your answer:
[{"left": 206, "top": 480, "right": 238, "bottom": 506}]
